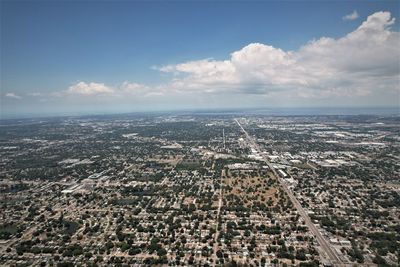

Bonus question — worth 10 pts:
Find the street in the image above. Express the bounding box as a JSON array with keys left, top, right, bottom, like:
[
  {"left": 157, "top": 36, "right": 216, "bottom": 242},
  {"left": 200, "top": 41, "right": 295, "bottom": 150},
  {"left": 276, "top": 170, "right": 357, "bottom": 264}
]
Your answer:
[{"left": 235, "top": 118, "right": 343, "bottom": 266}]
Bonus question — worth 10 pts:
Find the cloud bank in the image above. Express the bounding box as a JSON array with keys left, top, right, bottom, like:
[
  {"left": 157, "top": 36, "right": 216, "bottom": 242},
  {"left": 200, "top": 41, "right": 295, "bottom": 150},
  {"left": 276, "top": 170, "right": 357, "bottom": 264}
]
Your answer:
[
  {"left": 156, "top": 11, "right": 399, "bottom": 99},
  {"left": 14, "top": 11, "right": 399, "bottom": 108}
]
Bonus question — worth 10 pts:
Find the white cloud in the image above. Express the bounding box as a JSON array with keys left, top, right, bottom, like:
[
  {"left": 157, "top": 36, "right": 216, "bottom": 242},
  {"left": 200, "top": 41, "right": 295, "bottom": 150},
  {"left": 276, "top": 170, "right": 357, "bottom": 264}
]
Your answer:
[
  {"left": 120, "top": 81, "right": 167, "bottom": 97},
  {"left": 343, "top": 10, "right": 359, "bottom": 21},
  {"left": 157, "top": 11, "right": 400, "bottom": 99},
  {"left": 120, "top": 81, "right": 149, "bottom": 95},
  {"left": 63, "top": 81, "right": 162, "bottom": 98},
  {"left": 45, "top": 11, "right": 398, "bottom": 107},
  {"left": 28, "top": 92, "right": 42, "bottom": 97},
  {"left": 5, "top": 93, "right": 22, "bottom": 99},
  {"left": 67, "top": 81, "right": 114, "bottom": 96}
]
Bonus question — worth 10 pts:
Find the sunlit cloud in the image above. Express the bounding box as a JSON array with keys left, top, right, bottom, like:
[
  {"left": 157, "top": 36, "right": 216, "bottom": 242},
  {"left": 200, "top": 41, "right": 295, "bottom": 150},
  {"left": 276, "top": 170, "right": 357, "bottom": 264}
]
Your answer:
[
  {"left": 157, "top": 11, "right": 399, "bottom": 99},
  {"left": 67, "top": 81, "right": 114, "bottom": 96},
  {"left": 343, "top": 10, "right": 359, "bottom": 21},
  {"left": 44, "top": 12, "right": 400, "bottom": 105}
]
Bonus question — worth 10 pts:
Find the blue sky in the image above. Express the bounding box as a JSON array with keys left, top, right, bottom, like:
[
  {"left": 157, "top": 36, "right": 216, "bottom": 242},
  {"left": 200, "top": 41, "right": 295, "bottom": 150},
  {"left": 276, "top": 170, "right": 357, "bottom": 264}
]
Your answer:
[{"left": 1, "top": 1, "right": 399, "bottom": 117}]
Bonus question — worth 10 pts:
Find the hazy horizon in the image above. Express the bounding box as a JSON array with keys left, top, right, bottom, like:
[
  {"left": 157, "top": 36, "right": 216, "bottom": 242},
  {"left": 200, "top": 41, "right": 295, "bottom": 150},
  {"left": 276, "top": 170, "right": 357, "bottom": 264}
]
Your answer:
[
  {"left": 1, "top": 1, "right": 399, "bottom": 117},
  {"left": 1, "top": 106, "right": 399, "bottom": 121}
]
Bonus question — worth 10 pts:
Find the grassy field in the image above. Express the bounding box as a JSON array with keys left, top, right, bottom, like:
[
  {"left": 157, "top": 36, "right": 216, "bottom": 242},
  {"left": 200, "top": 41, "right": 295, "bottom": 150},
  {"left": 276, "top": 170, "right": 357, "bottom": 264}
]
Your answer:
[{"left": 223, "top": 171, "right": 280, "bottom": 208}]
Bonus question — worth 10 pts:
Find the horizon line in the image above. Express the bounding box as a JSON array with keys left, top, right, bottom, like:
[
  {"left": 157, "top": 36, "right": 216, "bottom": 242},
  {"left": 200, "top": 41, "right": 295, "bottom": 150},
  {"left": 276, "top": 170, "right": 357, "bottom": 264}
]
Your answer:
[{"left": 1, "top": 106, "right": 399, "bottom": 121}]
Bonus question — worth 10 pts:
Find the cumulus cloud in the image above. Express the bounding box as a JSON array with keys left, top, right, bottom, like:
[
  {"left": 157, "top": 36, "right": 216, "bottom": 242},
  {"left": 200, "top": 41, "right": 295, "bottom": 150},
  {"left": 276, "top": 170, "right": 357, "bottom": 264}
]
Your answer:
[
  {"left": 54, "top": 11, "right": 398, "bottom": 104},
  {"left": 120, "top": 81, "right": 150, "bottom": 95},
  {"left": 343, "top": 10, "right": 359, "bottom": 21},
  {"left": 157, "top": 11, "right": 400, "bottom": 98},
  {"left": 5, "top": 93, "right": 22, "bottom": 99},
  {"left": 67, "top": 81, "right": 114, "bottom": 96},
  {"left": 62, "top": 81, "right": 163, "bottom": 98}
]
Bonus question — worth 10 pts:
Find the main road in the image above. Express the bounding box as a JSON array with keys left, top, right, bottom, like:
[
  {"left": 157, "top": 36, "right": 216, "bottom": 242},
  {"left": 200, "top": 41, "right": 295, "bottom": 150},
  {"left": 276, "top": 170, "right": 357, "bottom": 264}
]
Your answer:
[{"left": 234, "top": 118, "right": 343, "bottom": 266}]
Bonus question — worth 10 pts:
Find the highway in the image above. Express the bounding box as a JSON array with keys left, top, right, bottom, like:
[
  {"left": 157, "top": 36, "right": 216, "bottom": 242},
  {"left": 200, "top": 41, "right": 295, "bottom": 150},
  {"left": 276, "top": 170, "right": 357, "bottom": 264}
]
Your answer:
[{"left": 234, "top": 118, "right": 343, "bottom": 266}]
